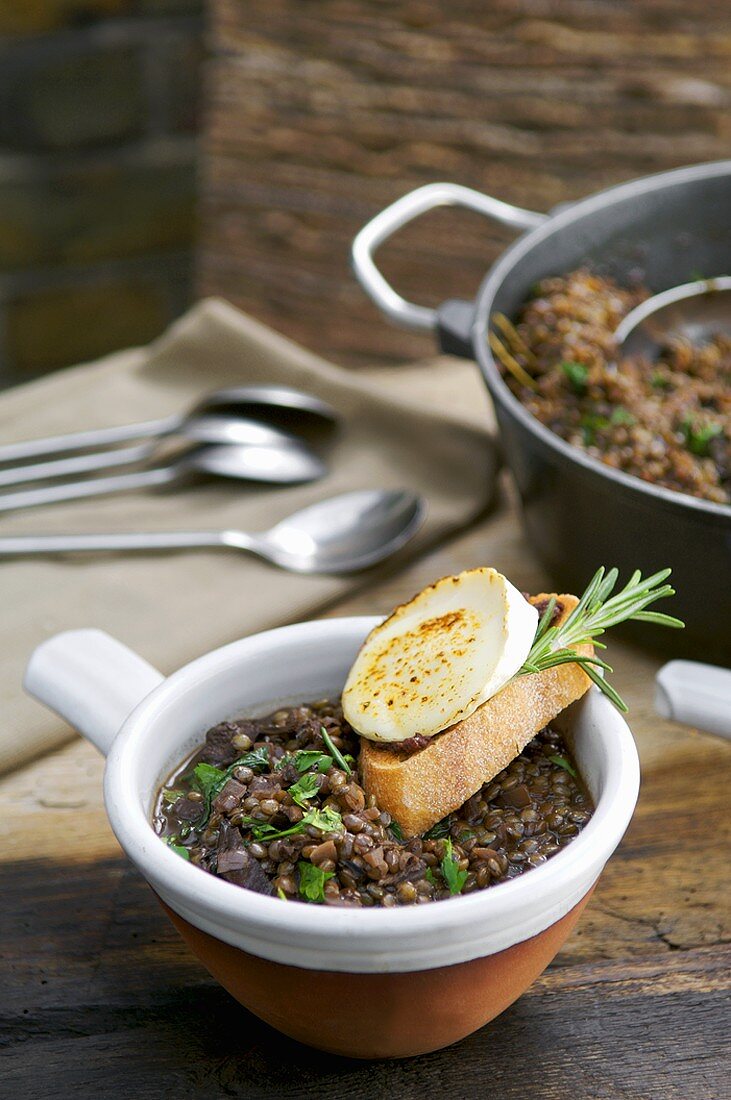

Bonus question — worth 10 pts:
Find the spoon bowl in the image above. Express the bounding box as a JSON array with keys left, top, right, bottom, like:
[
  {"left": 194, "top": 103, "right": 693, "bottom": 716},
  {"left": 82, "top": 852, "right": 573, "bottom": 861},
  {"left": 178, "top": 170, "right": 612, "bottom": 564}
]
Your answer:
[
  {"left": 253, "top": 489, "right": 427, "bottom": 572},
  {"left": 0, "top": 386, "right": 339, "bottom": 466},
  {"left": 192, "top": 386, "right": 339, "bottom": 440},
  {"left": 184, "top": 442, "right": 326, "bottom": 486},
  {"left": 182, "top": 414, "right": 308, "bottom": 448},
  {"left": 614, "top": 276, "right": 731, "bottom": 359}
]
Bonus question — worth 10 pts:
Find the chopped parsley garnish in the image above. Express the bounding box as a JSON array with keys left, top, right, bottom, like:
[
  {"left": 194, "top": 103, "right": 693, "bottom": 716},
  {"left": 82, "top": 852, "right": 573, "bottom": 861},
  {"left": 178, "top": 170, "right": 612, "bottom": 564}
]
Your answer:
[
  {"left": 166, "top": 838, "right": 190, "bottom": 860},
  {"left": 581, "top": 406, "right": 635, "bottom": 444},
  {"left": 580, "top": 413, "right": 610, "bottom": 446},
  {"left": 298, "top": 861, "right": 334, "bottom": 903},
  {"left": 288, "top": 771, "right": 321, "bottom": 807},
  {"left": 611, "top": 406, "right": 635, "bottom": 427},
  {"left": 189, "top": 762, "right": 228, "bottom": 820},
  {"left": 161, "top": 788, "right": 184, "bottom": 804},
  {"left": 681, "top": 416, "right": 722, "bottom": 457},
  {"left": 306, "top": 806, "right": 344, "bottom": 833},
  {"left": 187, "top": 746, "right": 273, "bottom": 825},
  {"left": 239, "top": 745, "right": 271, "bottom": 773},
  {"left": 277, "top": 886, "right": 287, "bottom": 901},
  {"left": 171, "top": 730, "right": 353, "bottom": 839},
  {"left": 193, "top": 762, "right": 226, "bottom": 801},
  {"left": 241, "top": 805, "right": 344, "bottom": 844},
  {"left": 290, "top": 749, "right": 331, "bottom": 773},
  {"left": 284, "top": 736, "right": 352, "bottom": 778},
  {"left": 650, "top": 370, "right": 671, "bottom": 390},
  {"left": 561, "top": 360, "right": 589, "bottom": 395},
  {"left": 389, "top": 819, "right": 404, "bottom": 841},
  {"left": 321, "top": 726, "right": 352, "bottom": 774},
  {"left": 440, "top": 838, "right": 468, "bottom": 896}
]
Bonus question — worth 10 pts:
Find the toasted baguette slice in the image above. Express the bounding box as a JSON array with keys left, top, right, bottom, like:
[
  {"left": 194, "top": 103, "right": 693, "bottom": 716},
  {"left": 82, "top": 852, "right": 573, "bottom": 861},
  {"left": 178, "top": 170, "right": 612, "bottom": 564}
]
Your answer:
[{"left": 359, "top": 594, "right": 592, "bottom": 837}]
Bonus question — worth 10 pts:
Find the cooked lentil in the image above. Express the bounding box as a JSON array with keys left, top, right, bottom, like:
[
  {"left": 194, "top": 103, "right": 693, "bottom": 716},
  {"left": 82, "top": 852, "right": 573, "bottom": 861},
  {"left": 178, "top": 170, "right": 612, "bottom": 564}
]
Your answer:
[
  {"left": 154, "top": 699, "right": 593, "bottom": 907},
  {"left": 495, "top": 268, "right": 731, "bottom": 505}
]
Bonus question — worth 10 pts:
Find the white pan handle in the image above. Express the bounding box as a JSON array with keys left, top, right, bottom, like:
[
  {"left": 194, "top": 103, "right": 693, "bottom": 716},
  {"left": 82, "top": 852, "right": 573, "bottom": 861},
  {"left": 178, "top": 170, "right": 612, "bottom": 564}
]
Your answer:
[
  {"left": 655, "top": 659, "right": 731, "bottom": 740},
  {"left": 24, "top": 629, "right": 164, "bottom": 756},
  {"left": 352, "top": 182, "right": 546, "bottom": 332}
]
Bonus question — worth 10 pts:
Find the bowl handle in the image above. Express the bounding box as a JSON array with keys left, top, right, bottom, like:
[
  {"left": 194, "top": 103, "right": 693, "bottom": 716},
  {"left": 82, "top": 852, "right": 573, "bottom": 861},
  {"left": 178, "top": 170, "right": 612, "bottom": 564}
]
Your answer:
[
  {"left": 24, "top": 629, "right": 164, "bottom": 756},
  {"left": 655, "top": 659, "right": 731, "bottom": 741}
]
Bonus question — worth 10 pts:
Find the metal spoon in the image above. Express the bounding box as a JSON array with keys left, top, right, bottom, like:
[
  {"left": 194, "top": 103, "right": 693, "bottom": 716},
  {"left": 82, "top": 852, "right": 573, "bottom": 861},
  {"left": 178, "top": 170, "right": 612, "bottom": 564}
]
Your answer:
[
  {"left": 0, "top": 415, "right": 321, "bottom": 490},
  {"left": 0, "top": 442, "right": 326, "bottom": 513},
  {"left": 0, "top": 386, "right": 339, "bottom": 466},
  {"left": 615, "top": 275, "right": 731, "bottom": 359},
  {"left": 0, "top": 489, "right": 426, "bottom": 573}
]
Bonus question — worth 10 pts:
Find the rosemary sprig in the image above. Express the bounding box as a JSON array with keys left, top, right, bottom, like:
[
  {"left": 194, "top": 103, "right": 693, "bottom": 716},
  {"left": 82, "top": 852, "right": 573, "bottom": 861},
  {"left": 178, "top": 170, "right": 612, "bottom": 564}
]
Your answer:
[{"left": 518, "top": 567, "right": 684, "bottom": 712}]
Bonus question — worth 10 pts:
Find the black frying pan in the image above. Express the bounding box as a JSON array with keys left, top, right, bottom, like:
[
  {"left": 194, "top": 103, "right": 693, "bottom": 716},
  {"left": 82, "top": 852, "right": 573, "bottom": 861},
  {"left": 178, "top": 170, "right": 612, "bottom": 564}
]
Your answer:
[{"left": 352, "top": 162, "right": 731, "bottom": 662}]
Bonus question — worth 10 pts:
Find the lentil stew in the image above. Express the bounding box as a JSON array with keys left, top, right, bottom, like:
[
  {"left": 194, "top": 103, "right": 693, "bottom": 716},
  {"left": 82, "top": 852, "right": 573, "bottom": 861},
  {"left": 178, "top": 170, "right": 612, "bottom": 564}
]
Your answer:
[
  {"left": 493, "top": 268, "right": 731, "bottom": 505},
  {"left": 154, "top": 699, "right": 593, "bottom": 907}
]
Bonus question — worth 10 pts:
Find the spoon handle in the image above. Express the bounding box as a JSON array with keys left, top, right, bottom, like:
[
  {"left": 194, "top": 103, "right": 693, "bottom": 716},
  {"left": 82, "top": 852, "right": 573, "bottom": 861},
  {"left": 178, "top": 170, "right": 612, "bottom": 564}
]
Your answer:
[
  {"left": 0, "top": 466, "right": 176, "bottom": 513},
  {"left": 0, "top": 415, "right": 178, "bottom": 466},
  {"left": 0, "top": 530, "right": 226, "bottom": 555},
  {"left": 0, "top": 441, "right": 157, "bottom": 489}
]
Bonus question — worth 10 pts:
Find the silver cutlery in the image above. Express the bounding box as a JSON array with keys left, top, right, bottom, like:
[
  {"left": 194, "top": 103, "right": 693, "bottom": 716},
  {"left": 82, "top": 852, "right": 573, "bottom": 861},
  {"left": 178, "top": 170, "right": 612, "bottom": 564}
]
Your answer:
[
  {"left": 0, "top": 489, "right": 426, "bottom": 573},
  {"left": 0, "top": 415, "right": 318, "bottom": 489},
  {"left": 0, "top": 385, "right": 339, "bottom": 465},
  {"left": 0, "top": 442, "right": 326, "bottom": 512}
]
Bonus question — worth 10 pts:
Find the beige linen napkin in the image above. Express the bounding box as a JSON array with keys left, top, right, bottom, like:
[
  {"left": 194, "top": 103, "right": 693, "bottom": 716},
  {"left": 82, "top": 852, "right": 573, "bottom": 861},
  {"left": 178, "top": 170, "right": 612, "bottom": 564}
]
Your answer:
[{"left": 0, "top": 298, "right": 495, "bottom": 775}]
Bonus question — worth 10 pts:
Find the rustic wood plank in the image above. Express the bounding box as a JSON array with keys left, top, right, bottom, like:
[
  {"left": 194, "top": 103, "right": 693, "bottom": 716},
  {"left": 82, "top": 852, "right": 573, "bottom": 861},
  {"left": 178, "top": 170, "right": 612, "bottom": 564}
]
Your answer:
[
  {"left": 1, "top": 850, "right": 729, "bottom": 1099},
  {"left": 198, "top": 0, "right": 731, "bottom": 365},
  {"left": 1, "top": 850, "right": 728, "bottom": 1098}
]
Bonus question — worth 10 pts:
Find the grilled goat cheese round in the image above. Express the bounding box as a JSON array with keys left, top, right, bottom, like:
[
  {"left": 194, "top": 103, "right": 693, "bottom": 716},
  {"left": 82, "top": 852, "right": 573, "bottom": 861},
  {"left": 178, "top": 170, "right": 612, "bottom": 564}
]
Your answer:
[{"left": 342, "top": 567, "right": 538, "bottom": 742}]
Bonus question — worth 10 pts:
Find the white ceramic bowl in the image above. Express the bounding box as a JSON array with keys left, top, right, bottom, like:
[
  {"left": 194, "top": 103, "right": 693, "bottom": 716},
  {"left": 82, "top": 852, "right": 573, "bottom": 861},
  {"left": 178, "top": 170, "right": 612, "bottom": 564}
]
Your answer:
[{"left": 25, "top": 617, "right": 640, "bottom": 1057}]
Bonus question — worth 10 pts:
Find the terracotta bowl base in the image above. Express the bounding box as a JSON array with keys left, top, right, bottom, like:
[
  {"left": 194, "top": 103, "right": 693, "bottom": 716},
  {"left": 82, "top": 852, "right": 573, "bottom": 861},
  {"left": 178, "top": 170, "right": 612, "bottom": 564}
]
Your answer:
[{"left": 160, "top": 889, "right": 592, "bottom": 1059}]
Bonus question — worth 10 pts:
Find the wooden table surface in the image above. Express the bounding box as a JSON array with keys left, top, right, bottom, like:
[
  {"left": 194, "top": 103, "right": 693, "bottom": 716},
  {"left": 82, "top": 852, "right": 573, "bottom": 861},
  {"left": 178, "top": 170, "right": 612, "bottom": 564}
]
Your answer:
[{"left": 2, "top": 488, "right": 729, "bottom": 1099}]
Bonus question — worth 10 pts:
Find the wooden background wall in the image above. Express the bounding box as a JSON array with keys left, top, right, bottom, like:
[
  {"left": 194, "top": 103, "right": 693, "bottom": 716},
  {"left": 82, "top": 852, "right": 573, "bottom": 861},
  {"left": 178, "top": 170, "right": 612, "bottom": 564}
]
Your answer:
[{"left": 199, "top": 0, "right": 731, "bottom": 366}]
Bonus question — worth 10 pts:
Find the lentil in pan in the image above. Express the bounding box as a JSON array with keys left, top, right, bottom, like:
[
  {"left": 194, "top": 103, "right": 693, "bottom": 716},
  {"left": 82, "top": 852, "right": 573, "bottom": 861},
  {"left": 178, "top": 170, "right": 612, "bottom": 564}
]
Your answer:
[
  {"left": 492, "top": 268, "right": 730, "bottom": 505},
  {"left": 154, "top": 699, "right": 592, "bottom": 907}
]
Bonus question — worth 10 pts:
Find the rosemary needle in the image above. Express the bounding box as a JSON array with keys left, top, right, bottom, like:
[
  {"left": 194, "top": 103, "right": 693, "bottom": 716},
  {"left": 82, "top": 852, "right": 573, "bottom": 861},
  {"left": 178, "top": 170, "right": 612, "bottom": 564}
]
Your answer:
[{"left": 517, "top": 567, "right": 684, "bottom": 711}]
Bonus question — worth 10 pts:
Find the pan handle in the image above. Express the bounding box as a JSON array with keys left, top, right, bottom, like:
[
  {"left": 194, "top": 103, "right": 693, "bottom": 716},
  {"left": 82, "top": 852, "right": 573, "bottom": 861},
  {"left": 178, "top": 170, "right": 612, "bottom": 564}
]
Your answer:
[{"left": 352, "top": 182, "right": 547, "bottom": 333}]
